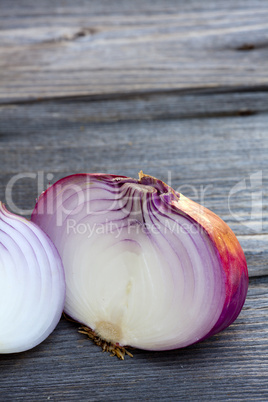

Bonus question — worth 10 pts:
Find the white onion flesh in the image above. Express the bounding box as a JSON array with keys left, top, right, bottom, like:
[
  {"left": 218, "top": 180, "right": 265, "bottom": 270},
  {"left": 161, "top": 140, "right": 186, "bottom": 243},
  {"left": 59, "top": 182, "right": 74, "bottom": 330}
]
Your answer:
[
  {"left": 0, "top": 202, "right": 65, "bottom": 353},
  {"left": 63, "top": 213, "right": 224, "bottom": 350}
]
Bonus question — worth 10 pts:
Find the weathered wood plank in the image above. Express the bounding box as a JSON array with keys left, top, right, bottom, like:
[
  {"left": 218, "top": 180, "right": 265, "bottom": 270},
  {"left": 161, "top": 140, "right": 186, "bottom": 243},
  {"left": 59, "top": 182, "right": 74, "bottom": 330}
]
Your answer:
[
  {"left": 1, "top": 108, "right": 267, "bottom": 277},
  {"left": 0, "top": 0, "right": 268, "bottom": 102},
  {"left": 0, "top": 1, "right": 267, "bottom": 400},
  {"left": 0, "top": 276, "right": 267, "bottom": 401},
  {"left": 1, "top": 89, "right": 268, "bottom": 120}
]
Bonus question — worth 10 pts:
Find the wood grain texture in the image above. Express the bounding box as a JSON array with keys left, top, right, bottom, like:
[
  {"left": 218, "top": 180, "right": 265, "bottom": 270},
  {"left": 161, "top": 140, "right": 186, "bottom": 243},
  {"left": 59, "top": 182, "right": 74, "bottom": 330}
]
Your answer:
[
  {"left": 0, "top": 0, "right": 268, "bottom": 400},
  {"left": 0, "top": 277, "right": 267, "bottom": 401},
  {"left": 0, "top": 0, "right": 268, "bottom": 102},
  {"left": 0, "top": 105, "right": 267, "bottom": 277},
  {"left": 1, "top": 88, "right": 268, "bottom": 120}
]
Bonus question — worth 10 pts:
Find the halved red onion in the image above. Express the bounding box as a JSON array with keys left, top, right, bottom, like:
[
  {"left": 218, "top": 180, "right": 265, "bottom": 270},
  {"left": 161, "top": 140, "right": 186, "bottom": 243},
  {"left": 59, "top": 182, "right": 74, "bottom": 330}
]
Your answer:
[
  {"left": 32, "top": 172, "right": 248, "bottom": 351},
  {"left": 0, "top": 202, "right": 65, "bottom": 353}
]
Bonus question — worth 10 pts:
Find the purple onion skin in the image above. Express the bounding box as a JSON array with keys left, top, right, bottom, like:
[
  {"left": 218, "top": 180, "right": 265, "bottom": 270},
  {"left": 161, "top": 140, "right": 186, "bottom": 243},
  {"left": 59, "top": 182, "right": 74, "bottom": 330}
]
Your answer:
[
  {"left": 32, "top": 172, "right": 248, "bottom": 343},
  {"left": 138, "top": 173, "right": 248, "bottom": 340},
  {"left": 173, "top": 193, "right": 248, "bottom": 340}
]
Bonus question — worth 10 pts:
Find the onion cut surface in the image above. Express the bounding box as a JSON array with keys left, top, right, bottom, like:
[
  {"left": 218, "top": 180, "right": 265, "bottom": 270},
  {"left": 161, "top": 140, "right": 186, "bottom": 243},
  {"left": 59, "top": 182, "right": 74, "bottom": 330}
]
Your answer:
[
  {"left": 0, "top": 202, "right": 65, "bottom": 353},
  {"left": 32, "top": 173, "right": 248, "bottom": 351}
]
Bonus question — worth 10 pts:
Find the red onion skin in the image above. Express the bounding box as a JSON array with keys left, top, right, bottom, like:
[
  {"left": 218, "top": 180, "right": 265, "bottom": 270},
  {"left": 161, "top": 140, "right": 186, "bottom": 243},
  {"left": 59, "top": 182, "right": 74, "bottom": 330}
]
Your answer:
[
  {"left": 137, "top": 173, "right": 248, "bottom": 340},
  {"left": 171, "top": 194, "right": 248, "bottom": 340},
  {"left": 32, "top": 173, "right": 248, "bottom": 344}
]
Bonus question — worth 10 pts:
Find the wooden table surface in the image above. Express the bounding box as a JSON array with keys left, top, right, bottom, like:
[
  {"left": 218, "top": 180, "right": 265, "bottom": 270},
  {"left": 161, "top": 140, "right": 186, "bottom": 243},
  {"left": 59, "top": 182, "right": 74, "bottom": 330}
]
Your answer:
[{"left": 0, "top": 1, "right": 268, "bottom": 400}]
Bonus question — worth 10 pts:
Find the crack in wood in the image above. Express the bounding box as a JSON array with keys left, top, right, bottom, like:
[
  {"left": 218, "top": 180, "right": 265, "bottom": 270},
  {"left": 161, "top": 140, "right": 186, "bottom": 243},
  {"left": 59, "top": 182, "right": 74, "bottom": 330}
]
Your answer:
[
  {"left": 42, "top": 27, "right": 98, "bottom": 44},
  {"left": 1, "top": 85, "right": 268, "bottom": 107},
  {"left": 236, "top": 41, "right": 268, "bottom": 51}
]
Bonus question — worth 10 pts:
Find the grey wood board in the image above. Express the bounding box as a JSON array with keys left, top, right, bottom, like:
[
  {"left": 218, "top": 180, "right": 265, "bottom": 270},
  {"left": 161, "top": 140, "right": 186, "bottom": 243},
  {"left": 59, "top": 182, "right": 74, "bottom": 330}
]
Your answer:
[
  {"left": 0, "top": 0, "right": 268, "bottom": 102},
  {"left": 1, "top": 89, "right": 268, "bottom": 120},
  {"left": 0, "top": 111, "right": 267, "bottom": 277},
  {"left": 0, "top": 276, "right": 267, "bottom": 401},
  {"left": 0, "top": 1, "right": 267, "bottom": 399}
]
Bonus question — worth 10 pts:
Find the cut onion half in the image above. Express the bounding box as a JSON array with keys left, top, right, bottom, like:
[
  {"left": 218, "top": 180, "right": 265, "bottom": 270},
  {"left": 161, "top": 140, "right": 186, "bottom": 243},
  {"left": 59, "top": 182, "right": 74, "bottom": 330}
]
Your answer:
[
  {"left": 32, "top": 172, "right": 248, "bottom": 352},
  {"left": 0, "top": 202, "right": 65, "bottom": 353}
]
